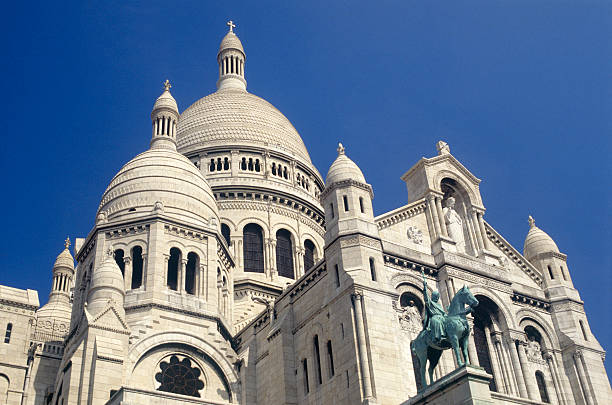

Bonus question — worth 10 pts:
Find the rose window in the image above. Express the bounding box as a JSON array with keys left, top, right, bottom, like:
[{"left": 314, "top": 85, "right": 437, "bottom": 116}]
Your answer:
[{"left": 155, "top": 355, "right": 204, "bottom": 397}]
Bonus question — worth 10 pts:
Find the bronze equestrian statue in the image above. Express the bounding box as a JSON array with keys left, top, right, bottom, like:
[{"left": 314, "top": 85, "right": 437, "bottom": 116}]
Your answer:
[{"left": 411, "top": 271, "right": 479, "bottom": 390}]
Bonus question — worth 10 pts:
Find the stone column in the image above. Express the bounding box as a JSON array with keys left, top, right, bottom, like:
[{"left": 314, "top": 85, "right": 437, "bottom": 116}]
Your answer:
[
  {"left": 141, "top": 253, "right": 148, "bottom": 290},
  {"left": 179, "top": 259, "right": 187, "bottom": 294},
  {"left": 123, "top": 256, "right": 132, "bottom": 291},
  {"left": 574, "top": 351, "right": 594, "bottom": 405},
  {"left": 494, "top": 336, "right": 514, "bottom": 395},
  {"left": 484, "top": 326, "right": 505, "bottom": 393},
  {"left": 470, "top": 210, "right": 484, "bottom": 251},
  {"left": 516, "top": 340, "right": 538, "bottom": 400},
  {"left": 477, "top": 212, "right": 490, "bottom": 250},
  {"left": 230, "top": 150, "right": 239, "bottom": 177},
  {"left": 427, "top": 195, "right": 441, "bottom": 237},
  {"left": 544, "top": 352, "right": 565, "bottom": 405},
  {"left": 352, "top": 292, "right": 373, "bottom": 400},
  {"left": 503, "top": 337, "right": 524, "bottom": 397},
  {"left": 467, "top": 317, "right": 480, "bottom": 366},
  {"left": 435, "top": 197, "right": 448, "bottom": 237}
]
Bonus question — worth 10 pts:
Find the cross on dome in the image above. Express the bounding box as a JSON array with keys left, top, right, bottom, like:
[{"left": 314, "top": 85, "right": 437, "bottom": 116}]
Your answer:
[
  {"left": 64, "top": 237, "right": 70, "bottom": 249},
  {"left": 163, "top": 79, "right": 171, "bottom": 91},
  {"left": 337, "top": 143, "right": 345, "bottom": 155},
  {"left": 528, "top": 215, "right": 536, "bottom": 228},
  {"left": 227, "top": 20, "right": 236, "bottom": 32}
]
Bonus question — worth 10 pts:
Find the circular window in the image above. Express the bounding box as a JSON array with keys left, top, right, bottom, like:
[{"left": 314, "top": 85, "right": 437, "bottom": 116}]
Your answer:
[{"left": 155, "top": 354, "right": 204, "bottom": 397}]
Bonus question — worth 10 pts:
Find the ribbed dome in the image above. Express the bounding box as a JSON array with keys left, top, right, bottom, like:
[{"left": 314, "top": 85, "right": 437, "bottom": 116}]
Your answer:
[
  {"left": 177, "top": 88, "right": 312, "bottom": 163},
  {"left": 219, "top": 31, "right": 244, "bottom": 54},
  {"left": 326, "top": 144, "right": 366, "bottom": 185},
  {"left": 97, "top": 149, "right": 219, "bottom": 228},
  {"left": 524, "top": 216, "right": 559, "bottom": 260},
  {"left": 53, "top": 247, "right": 74, "bottom": 270}
]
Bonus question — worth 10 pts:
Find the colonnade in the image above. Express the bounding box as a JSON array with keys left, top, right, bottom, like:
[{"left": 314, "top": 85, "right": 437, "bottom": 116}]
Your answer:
[{"left": 52, "top": 273, "right": 72, "bottom": 294}]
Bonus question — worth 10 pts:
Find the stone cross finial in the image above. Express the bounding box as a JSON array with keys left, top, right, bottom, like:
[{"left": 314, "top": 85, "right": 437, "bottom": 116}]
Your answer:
[
  {"left": 528, "top": 215, "right": 536, "bottom": 228},
  {"left": 337, "top": 143, "right": 345, "bottom": 155},
  {"left": 64, "top": 237, "right": 70, "bottom": 249},
  {"left": 163, "top": 79, "right": 171, "bottom": 91},
  {"left": 436, "top": 140, "right": 450, "bottom": 155},
  {"left": 227, "top": 20, "right": 236, "bottom": 32}
]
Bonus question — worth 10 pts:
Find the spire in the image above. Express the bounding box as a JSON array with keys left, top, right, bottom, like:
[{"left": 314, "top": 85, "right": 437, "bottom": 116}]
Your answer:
[
  {"left": 150, "top": 80, "right": 179, "bottom": 150},
  {"left": 217, "top": 20, "right": 247, "bottom": 91}
]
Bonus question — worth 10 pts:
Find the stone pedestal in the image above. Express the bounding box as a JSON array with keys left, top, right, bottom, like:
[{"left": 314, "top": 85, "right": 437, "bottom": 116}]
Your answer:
[{"left": 403, "top": 365, "right": 494, "bottom": 405}]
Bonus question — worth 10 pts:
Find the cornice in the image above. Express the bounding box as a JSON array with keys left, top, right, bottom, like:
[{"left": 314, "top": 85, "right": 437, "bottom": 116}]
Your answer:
[{"left": 375, "top": 199, "right": 427, "bottom": 230}]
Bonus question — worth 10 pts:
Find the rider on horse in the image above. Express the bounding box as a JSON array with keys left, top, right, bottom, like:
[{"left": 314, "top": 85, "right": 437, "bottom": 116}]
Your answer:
[{"left": 422, "top": 271, "right": 447, "bottom": 346}]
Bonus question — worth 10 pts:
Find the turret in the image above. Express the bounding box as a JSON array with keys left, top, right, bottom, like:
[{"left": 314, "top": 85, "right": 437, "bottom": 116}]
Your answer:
[
  {"left": 322, "top": 143, "right": 383, "bottom": 285},
  {"left": 216, "top": 20, "right": 247, "bottom": 91},
  {"left": 86, "top": 245, "right": 125, "bottom": 316},
  {"left": 48, "top": 237, "right": 75, "bottom": 305},
  {"left": 524, "top": 216, "right": 574, "bottom": 290},
  {"left": 150, "top": 80, "right": 179, "bottom": 150}
]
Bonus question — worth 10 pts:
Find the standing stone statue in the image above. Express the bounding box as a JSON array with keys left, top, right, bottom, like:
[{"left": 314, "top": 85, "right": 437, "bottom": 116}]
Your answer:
[{"left": 443, "top": 197, "right": 466, "bottom": 253}]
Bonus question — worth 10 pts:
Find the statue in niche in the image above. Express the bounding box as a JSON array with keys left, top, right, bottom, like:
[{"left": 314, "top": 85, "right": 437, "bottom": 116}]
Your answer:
[
  {"left": 526, "top": 337, "right": 542, "bottom": 362},
  {"left": 399, "top": 299, "right": 422, "bottom": 334},
  {"left": 443, "top": 197, "right": 466, "bottom": 253}
]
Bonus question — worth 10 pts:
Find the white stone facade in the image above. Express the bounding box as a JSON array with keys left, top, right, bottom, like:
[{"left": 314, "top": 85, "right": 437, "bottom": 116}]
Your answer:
[{"left": 0, "top": 23, "right": 609, "bottom": 405}]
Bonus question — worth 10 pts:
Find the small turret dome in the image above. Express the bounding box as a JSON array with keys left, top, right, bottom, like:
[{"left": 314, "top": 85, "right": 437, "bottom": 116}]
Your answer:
[
  {"left": 152, "top": 80, "right": 179, "bottom": 115},
  {"left": 87, "top": 246, "right": 125, "bottom": 314},
  {"left": 524, "top": 216, "right": 560, "bottom": 260},
  {"left": 326, "top": 143, "right": 366, "bottom": 185},
  {"left": 53, "top": 242, "right": 75, "bottom": 270},
  {"left": 219, "top": 25, "right": 244, "bottom": 55}
]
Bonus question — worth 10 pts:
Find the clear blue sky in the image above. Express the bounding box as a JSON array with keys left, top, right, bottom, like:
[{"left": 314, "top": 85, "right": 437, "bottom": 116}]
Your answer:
[{"left": 1, "top": 1, "right": 610, "bottom": 374}]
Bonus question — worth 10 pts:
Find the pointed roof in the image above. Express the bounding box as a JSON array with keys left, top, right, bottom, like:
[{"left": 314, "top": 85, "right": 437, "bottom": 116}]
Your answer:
[
  {"left": 326, "top": 143, "right": 366, "bottom": 185},
  {"left": 219, "top": 20, "right": 244, "bottom": 55},
  {"left": 53, "top": 238, "right": 75, "bottom": 270},
  {"left": 523, "top": 216, "right": 560, "bottom": 260},
  {"left": 151, "top": 79, "right": 178, "bottom": 116}
]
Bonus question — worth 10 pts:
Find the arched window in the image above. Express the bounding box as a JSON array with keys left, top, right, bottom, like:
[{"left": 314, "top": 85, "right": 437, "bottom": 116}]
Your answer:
[
  {"left": 369, "top": 258, "right": 377, "bottom": 281},
  {"left": 185, "top": 252, "right": 198, "bottom": 295},
  {"left": 359, "top": 197, "right": 365, "bottom": 213},
  {"left": 167, "top": 248, "right": 181, "bottom": 291},
  {"left": 472, "top": 295, "right": 501, "bottom": 392},
  {"left": 547, "top": 265, "right": 554, "bottom": 280},
  {"left": 560, "top": 265, "right": 567, "bottom": 281},
  {"left": 131, "top": 246, "right": 143, "bottom": 289},
  {"left": 535, "top": 371, "right": 550, "bottom": 403},
  {"left": 221, "top": 223, "right": 231, "bottom": 246},
  {"left": 326, "top": 340, "right": 335, "bottom": 377},
  {"left": 304, "top": 239, "right": 316, "bottom": 271},
  {"left": 243, "top": 224, "right": 264, "bottom": 273},
  {"left": 302, "top": 359, "right": 309, "bottom": 394},
  {"left": 343, "top": 195, "right": 349, "bottom": 211},
  {"left": 4, "top": 323, "right": 12, "bottom": 343},
  {"left": 334, "top": 264, "right": 340, "bottom": 287},
  {"left": 276, "top": 229, "right": 294, "bottom": 279},
  {"left": 224, "top": 157, "right": 230, "bottom": 170},
  {"left": 313, "top": 335, "right": 322, "bottom": 384},
  {"left": 114, "top": 249, "right": 125, "bottom": 276},
  {"left": 209, "top": 158, "right": 215, "bottom": 172},
  {"left": 156, "top": 354, "right": 204, "bottom": 397},
  {"left": 271, "top": 163, "right": 277, "bottom": 176}
]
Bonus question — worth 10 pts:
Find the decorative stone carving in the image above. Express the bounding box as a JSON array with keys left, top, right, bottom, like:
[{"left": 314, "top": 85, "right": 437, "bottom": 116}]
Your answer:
[
  {"left": 436, "top": 140, "right": 451, "bottom": 155},
  {"left": 443, "top": 197, "right": 466, "bottom": 253},
  {"left": 526, "top": 338, "right": 544, "bottom": 363},
  {"left": 153, "top": 200, "right": 164, "bottom": 213},
  {"left": 398, "top": 300, "right": 422, "bottom": 334},
  {"left": 407, "top": 226, "right": 424, "bottom": 245},
  {"left": 96, "top": 210, "right": 107, "bottom": 225}
]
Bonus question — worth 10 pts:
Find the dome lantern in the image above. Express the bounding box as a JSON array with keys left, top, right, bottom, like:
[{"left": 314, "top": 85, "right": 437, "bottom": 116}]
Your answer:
[
  {"left": 150, "top": 80, "right": 179, "bottom": 151},
  {"left": 48, "top": 237, "right": 75, "bottom": 305},
  {"left": 217, "top": 20, "right": 247, "bottom": 91}
]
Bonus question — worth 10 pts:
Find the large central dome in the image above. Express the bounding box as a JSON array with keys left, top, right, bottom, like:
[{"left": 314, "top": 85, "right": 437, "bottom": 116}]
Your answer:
[{"left": 177, "top": 88, "right": 312, "bottom": 164}]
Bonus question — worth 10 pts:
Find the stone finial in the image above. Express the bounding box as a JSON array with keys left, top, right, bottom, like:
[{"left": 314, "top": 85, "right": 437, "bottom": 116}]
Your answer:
[
  {"left": 163, "top": 79, "right": 171, "bottom": 92},
  {"left": 337, "top": 143, "right": 345, "bottom": 156},
  {"left": 227, "top": 20, "right": 236, "bottom": 33},
  {"left": 436, "top": 140, "right": 450, "bottom": 155},
  {"left": 106, "top": 245, "right": 115, "bottom": 258},
  {"left": 528, "top": 215, "right": 536, "bottom": 228},
  {"left": 64, "top": 237, "right": 70, "bottom": 250}
]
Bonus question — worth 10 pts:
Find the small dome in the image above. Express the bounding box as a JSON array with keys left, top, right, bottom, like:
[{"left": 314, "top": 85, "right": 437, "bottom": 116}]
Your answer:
[
  {"left": 87, "top": 247, "right": 125, "bottom": 314},
  {"left": 326, "top": 143, "right": 366, "bottom": 185},
  {"left": 98, "top": 149, "right": 219, "bottom": 228},
  {"left": 152, "top": 83, "right": 179, "bottom": 115},
  {"left": 53, "top": 246, "right": 74, "bottom": 270},
  {"left": 219, "top": 31, "right": 244, "bottom": 55},
  {"left": 524, "top": 216, "right": 560, "bottom": 260}
]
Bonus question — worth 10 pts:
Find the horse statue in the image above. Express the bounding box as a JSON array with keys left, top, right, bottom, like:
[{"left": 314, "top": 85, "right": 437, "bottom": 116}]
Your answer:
[{"left": 410, "top": 271, "right": 479, "bottom": 390}]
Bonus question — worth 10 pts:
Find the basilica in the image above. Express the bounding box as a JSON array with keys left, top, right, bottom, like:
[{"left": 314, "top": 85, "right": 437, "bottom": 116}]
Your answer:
[{"left": 0, "top": 22, "right": 609, "bottom": 405}]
